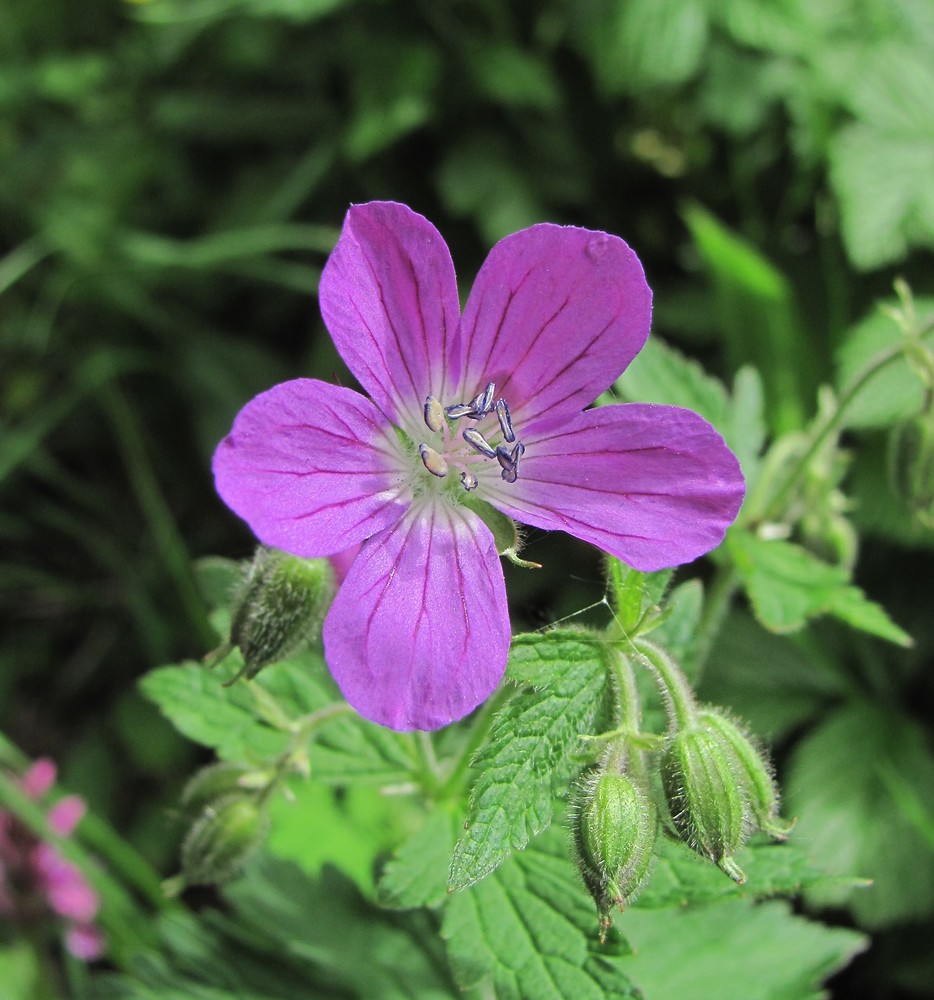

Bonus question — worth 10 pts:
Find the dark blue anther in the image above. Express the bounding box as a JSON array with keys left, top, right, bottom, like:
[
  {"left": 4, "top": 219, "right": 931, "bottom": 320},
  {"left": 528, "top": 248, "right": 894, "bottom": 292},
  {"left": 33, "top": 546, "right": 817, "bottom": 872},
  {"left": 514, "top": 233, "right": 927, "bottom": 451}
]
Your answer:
[
  {"left": 460, "top": 470, "right": 478, "bottom": 491},
  {"left": 468, "top": 382, "right": 496, "bottom": 417},
  {"left": 463, "top": 428, "right": 497, "bottom": 458},
  {"left": 444, "top": 402, "right": 474, "bottom": 419},
  {"left": 495, "top": 399, "right": 515, "bottom": 442}
]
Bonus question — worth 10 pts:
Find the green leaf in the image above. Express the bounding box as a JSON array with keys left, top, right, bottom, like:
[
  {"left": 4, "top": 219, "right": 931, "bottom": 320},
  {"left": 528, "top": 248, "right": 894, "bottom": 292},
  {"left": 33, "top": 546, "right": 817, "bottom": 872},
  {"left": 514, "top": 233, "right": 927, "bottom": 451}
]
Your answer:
[
  {"left": 786, "top": 702, "right": 934, "bottom": 927},
  {"left": 728, "top": 532, "right": 912, "bottom": 646},
  {"left": 140, "top": 660, "right": 291, "bottom": 763},
  {"left": 637, "top": 837, "right": 846, "bottom": 910},
  {"left": 835, "top": 296, "right": 934, "bottom": 430},
  {"left": 449, "top": 631, "right": 609, "bottom": 890},
  {"left": 228, "top": 857, "right": 457, "bottom": 999},
  {"left": 619, "top": 896, "right": 866, "bottom": 999},
  {"left": 141, "top": 652, "right": 413, "bottom": 783},
  {"left": 683, "top": 203, "right": 807, "bottom": 433},
  {"left": 266, "top": 779, "right": 419, "bottom": 895},
  {"left": 579, "top": 0, "right": 709, "bottom": 94},
  {"left": 829, "top": 45, "right": 934, "bottom": 270},
  {"left": 651, "top": 578, "right": 704, "bottom": 678},
  {"left": 378, "top": 808, "right": 460, "bottom": 910},
  {"left": 444, "top": 827, "right": 638, "bottom": 999}
]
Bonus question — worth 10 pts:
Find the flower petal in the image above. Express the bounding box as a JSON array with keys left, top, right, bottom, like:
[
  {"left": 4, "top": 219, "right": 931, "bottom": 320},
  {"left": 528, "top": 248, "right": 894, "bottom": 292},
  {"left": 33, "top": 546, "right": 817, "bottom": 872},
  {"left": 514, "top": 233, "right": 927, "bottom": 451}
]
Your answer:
[
  {"left": 323, "top": 501, "right": 510, "bottom": 731},
  {"left": 213, "top": 379, "right": 411, "bottom": 557},
  {"left": 455, "top": 224, "right": 652, "bottom": 427},
  {"left": 486, "top": 404, "right": 744, "bottom": 571},
  {"left": 319, "top": 202, "right": 462, "bottom": 429}
]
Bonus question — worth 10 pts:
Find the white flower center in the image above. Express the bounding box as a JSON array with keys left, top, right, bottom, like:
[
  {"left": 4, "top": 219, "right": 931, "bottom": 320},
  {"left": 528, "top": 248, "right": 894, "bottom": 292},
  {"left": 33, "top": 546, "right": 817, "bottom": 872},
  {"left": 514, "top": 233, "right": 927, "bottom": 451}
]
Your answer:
[{"left": 417, "top": 382, "right": 525, "bottom": 492}]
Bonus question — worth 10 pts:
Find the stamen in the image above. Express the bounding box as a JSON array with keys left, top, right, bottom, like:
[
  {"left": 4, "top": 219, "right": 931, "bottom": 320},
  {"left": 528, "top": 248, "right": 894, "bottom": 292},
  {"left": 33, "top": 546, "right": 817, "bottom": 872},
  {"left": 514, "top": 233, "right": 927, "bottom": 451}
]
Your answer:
[
  {"left": 463, "top": 428, "right": 497, "bottom": 458},
  {"left": 460, "top": 470, "right": 478, "bottom": 491},
  {"left": 496, "top": 441, "right": 524, "bottom": 484},
  {"left": 495, "top": 399, "right": 515, "bottom": 442},
  {"left": 418, "top": 443, "right": 449, "bottom": 478},
  {"left": 444, "top": 402, "right": 474, "bottom": 419},
  {"left": 468, "top": 382, "right": 496, "bottom": 417},
  {"left": 424, "top": 396, "right": 445, "bottom": 433}
]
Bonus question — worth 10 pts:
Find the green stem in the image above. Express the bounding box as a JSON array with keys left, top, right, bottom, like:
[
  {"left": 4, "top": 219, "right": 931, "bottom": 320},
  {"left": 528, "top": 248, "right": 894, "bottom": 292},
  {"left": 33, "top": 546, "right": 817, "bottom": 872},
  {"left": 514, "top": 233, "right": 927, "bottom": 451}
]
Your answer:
[
  {"left": 606, "top": 647, "right": 641, "bottom": 731},
  {"left": 410, "top": 731, "right": 443, "bottom": 795},
  {"left": 439, "top": 681, "right": 513, "bottom": 798},
  {"left": 758, "top": 314, "right": 934, "bottom": 524},
  {"left": 692, "top": 562, "right": 738, "bottom": 677},
  {"left": 100, "top": 382, "right": 214, "bottom": 648},
  {"left": 631, "top": 638, "right": 697, "bottom": 732}
]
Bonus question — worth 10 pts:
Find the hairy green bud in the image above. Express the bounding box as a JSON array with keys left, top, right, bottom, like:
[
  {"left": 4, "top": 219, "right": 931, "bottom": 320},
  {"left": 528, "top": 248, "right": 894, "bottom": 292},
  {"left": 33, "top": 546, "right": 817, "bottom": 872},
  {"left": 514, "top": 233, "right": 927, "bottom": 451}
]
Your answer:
[
  {"left": 180, "top": 762, "right": 271, "bottom": 817},
  {"left": 181, "top": 794, "right": 268, "bottom": 886},
  {"left": 661, "top": 727, "right": 747, "bottom": 882},
  {"left": 697, "top": 709, "right": 793, "bottom": 841},
  {"left": 229, "top": 546, "right": 335, "bottom": 680},
  {"left": 572, "top": 769, "right": 656, "bottom": 939}
]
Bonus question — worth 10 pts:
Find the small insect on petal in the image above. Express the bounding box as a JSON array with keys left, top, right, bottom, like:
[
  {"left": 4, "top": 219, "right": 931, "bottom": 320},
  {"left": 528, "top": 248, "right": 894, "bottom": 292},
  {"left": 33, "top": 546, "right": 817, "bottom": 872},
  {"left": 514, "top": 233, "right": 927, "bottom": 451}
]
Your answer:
[
  {"left": 424, "top": 396, "right": 446, "bottom": 433},
  {"left": 495, "top": 399, "right": 515, "bottom": 443},
  {"left": 463, "top": 428, "right": 497, "bottom": 458},
  {"left": 460, "top": 470, "right": 478, "bottom": 491},
  {"left": 419, "top": 443, "right": 449, "bottom": 478}
]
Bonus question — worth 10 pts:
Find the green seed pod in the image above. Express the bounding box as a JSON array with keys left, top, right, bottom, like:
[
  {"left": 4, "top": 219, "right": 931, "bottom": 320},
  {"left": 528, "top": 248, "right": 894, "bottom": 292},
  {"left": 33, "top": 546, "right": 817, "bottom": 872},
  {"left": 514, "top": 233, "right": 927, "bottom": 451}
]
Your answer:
[
  {"left": 572, "top": 769, "right": 657, "bottom": 938},
  {"left": 661, "top": 727, "right": 747, "bottom": 883},
  {"left": 697, "top": 709, "right": 793, "bottom": 841},
  {"left": 181, "top": 794, "right": 268, "bottom": 886},
  {"left": 888, "top": 409, "right": 934, "bottom": 526},
  {"left": 229, "top": 546, "right": 336, "bottom": 680}
]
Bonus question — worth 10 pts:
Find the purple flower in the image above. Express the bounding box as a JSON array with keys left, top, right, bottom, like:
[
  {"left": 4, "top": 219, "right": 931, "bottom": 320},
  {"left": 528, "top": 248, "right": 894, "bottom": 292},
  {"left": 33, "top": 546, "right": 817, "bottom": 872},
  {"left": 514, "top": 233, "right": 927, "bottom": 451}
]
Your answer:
[{"left": 213, "top": 202, "right": 744, "bottom": 731}]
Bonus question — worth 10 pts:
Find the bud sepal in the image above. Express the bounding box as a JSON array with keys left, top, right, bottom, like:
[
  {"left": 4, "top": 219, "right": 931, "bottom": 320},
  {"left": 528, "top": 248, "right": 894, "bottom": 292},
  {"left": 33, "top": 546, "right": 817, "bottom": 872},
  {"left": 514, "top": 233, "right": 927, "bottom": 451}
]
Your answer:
[
  {"left": 661, "top": 727, "right": 748, "bottom": 883},
  {"left": 180, "top": 793, "right": 269, "bottom": 887},
  {"left": 225, "top": 545, "right": 336, "bottom": 681},
  {"left": 571, "top": 761, "right": 657, "bottom": 940}
]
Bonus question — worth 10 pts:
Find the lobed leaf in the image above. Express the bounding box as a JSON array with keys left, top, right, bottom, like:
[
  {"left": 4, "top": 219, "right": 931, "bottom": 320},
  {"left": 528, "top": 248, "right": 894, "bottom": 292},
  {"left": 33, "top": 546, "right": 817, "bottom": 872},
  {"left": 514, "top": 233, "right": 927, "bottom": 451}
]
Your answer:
[
  {"left": 449, "top": 631, "right": 609, "bottom": 890},
  {"left": 444, "top": 827, "right": 638, "bottom": 999},
  {"left": 728, "top": 532, "right": 912, "bottom": 646}
]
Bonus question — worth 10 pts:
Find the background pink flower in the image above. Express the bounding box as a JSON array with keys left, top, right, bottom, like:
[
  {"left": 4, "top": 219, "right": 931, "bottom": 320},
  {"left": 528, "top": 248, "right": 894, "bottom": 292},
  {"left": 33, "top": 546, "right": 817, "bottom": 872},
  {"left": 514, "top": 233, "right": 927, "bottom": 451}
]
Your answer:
[{"left": 0, "top": 759, "right": 104, "bottom": 961}]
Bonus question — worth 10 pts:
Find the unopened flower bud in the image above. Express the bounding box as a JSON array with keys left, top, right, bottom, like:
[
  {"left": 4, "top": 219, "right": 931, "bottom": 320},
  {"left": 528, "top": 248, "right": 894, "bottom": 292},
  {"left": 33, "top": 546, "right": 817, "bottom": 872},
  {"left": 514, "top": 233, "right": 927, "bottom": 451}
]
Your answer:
[
  {"left": 180, "top": 762, "right": 270, "bottom": 817},
  {"left": 181, "top": 794, "right": 268, "bottom": 886},
  {"left": 888, "top": 408, "right": 934, "bottom": 526},
  {"left": 229, "top": 546, "right": 335, "bottom": 680},
  {"left": 661, "top": 727, "right": 747, "bottom": 882},
  {"left": 572, "top": 769, "right": 656, "bottom": 938},
  {"left": 697, "top": 709, "right": 792, "bottom": 841}
]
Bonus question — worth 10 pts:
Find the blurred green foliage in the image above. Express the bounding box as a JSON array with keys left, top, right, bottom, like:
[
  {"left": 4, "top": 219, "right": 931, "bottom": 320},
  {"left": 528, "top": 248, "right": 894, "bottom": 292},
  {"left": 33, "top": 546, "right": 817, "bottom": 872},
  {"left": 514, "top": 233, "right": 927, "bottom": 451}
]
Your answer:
[{"left": 2, "top": 0, "right": 934, "bottom": 997}]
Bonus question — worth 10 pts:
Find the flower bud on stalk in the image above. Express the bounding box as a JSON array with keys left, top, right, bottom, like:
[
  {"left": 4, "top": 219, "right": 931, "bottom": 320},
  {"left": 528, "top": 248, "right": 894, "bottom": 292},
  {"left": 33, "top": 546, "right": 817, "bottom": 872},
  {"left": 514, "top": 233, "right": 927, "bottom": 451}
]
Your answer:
[
  {"left": 697, "top": 709, "right": 792, "bottom": 841},
  {"left": 227, "top": 546, "right": 336, "bottom": 681},
  {"left": 181, "top": 794, "right": 268, "bottom": 887},
  {"left": 572, "top": 766, "right": 657, "bottom": 940},
  {"left": 888, "top": 406, "right": 934, "bottom": 528},
  {"left": 661, "top": 727, "right": 748, "bottom": 883}
]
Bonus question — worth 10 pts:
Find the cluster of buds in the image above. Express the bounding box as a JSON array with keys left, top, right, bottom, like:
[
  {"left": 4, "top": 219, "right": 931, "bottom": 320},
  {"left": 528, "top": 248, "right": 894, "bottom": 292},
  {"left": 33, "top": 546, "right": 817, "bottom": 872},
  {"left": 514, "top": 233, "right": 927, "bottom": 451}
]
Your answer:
[
  {"left": 209, "top": 545, "right": 336, "bottom": 682},
  {"left": 572, "top": 637, "right": 791, "bottom": 935}
]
